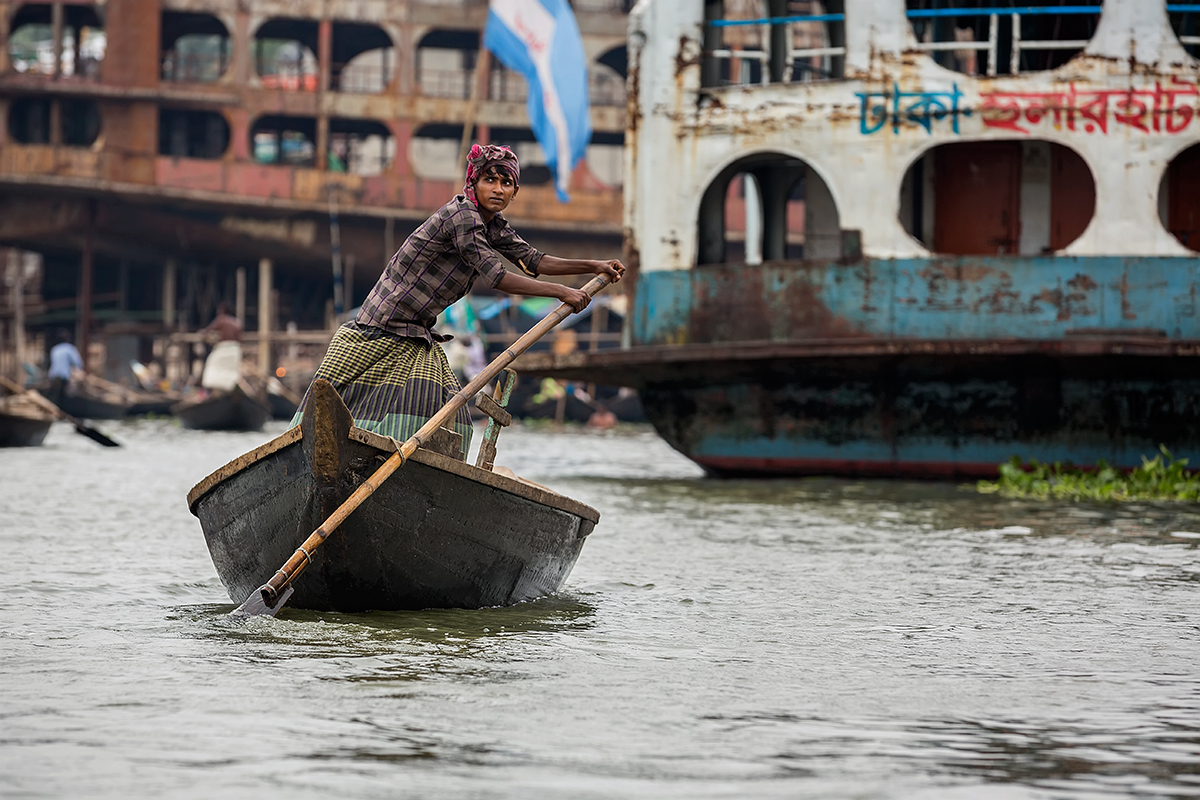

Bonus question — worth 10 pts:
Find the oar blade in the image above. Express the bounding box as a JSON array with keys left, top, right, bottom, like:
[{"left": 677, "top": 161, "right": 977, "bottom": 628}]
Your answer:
[
  {"left": 75, "top": 423, "right": 120, "bottom": 447},
  {"left": 229, "top": 585, "right": 294, "bottom": 619}
]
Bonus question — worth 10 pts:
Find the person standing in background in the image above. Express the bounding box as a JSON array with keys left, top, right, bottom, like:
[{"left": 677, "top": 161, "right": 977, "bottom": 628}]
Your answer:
[
  {"left": 46, "top": 328, "right": 83, "bottom": 405},
  {"left": 199, "top": 302, "right": 244, "bottom": 392}
]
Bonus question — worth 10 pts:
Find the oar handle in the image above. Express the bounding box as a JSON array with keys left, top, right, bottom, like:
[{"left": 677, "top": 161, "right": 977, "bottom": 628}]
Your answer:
[{"left": 257, "top": 274, "right": 613, "bottom": 606}]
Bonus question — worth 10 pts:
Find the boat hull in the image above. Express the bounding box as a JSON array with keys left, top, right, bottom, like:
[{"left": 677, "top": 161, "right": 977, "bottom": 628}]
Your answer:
[
  {"left": 0, "top": 412, "right": 52, "bottom": 447},
  {"left": 173, "top": 387, "right": 271, "bottom": 431},
  {"left": 188, "top": 381, "right": 598, "bottom": 611}
]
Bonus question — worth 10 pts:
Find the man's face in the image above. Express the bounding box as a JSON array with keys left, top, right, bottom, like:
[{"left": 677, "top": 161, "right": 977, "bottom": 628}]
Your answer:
[{"left": 474, "top": 168, "right": 519, "bottom": 214}]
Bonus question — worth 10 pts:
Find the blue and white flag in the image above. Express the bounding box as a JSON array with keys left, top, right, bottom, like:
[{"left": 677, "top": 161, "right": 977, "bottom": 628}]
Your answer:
[{"left": 485, "top": 0, "right": 591, "bottom": 202}]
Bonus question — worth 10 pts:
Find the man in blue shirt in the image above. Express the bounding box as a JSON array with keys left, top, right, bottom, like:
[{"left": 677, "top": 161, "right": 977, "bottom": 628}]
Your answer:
[{"left": 47, "top": 328, "right": 83, "bottom": 405}]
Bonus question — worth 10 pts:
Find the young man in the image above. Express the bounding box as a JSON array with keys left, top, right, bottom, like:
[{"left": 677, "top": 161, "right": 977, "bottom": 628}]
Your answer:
[{"left": 292, "top": 143, "right": 624, "bottom": 458}]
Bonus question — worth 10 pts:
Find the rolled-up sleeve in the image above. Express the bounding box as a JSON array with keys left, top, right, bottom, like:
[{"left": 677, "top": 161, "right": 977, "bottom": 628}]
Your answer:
[
  {"left": 450, "top": 210, "right": 508, "bottom": 288},
  {"left": 491, "top": 223, "right": 544, "bottom": 277}
]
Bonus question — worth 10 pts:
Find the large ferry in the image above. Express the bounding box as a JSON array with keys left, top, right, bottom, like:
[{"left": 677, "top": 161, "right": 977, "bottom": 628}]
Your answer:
[{"left": 522, "top": 0, "right": 1200, "bottom": 478}]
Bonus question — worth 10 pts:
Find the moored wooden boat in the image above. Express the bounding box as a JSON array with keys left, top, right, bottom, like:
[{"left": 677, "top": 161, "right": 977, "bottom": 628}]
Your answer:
[
  {"left": 187, "top": 379, "right": 599, "bottom": 611},
  {"left": 172, "top": 385, "right": 272, "bottom": 431},
  {"left": 0, "top": 392, "right": 55, "bottom": 447}
]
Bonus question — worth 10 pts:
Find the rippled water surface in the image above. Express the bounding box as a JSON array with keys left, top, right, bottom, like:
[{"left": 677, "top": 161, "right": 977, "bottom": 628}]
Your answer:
[{"left": 2, "top": 419, "right": 1199, "bottom": 799}]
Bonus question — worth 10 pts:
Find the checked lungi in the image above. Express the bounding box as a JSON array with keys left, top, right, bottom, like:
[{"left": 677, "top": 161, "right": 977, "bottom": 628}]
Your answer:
[{"left": 289, "top": 322, "right": 473, "bottom": 459}]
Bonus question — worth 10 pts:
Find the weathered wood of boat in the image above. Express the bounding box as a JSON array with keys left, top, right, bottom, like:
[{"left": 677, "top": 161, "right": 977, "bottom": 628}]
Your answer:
[
  {"left": 0, "top": 392, "right": 55, "bottom": 447},
  {"left": 187, "top": 379, "right": 599, "bottom": 612},
  {"left": 172, "top": 385, "right": 272, "bottom": 431}
]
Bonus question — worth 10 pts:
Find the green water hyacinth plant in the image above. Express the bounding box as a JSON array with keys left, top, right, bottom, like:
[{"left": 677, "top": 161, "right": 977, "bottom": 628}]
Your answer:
[{"left": 977, "top": 446, "right": 1200, "bottom": 501}]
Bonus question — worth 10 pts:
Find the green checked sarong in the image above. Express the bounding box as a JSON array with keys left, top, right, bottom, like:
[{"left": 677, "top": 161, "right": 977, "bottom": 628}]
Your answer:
[{"left": 289, "top": 322, "right": 472, "bottom": 459}]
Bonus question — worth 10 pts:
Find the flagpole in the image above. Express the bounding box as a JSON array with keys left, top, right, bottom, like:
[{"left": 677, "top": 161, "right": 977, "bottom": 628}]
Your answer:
[{"left": 457, "top": 46, "right": 492, "bottom": 168}]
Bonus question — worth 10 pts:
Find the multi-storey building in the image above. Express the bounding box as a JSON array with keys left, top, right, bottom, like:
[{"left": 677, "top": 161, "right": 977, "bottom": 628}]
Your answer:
[{"left": 0, "top": 0, "right": 629, "bottom": 373}]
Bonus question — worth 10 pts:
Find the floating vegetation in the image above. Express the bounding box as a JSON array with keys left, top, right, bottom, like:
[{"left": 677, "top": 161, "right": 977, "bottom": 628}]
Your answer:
[{"left": 977, "top": 447, "right": 1200, "bottom": 502}]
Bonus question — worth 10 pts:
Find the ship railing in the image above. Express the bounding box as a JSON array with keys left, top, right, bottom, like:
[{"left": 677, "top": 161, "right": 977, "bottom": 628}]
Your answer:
[
  {"left": 908, "top": 6, "right": 1100, "bottom": 78},
  {"left": 708, "top": 13, "right": 845, "bottom": 85},
  {"left": 705, "top": 5, "right": 1144, "bottom": 85}
]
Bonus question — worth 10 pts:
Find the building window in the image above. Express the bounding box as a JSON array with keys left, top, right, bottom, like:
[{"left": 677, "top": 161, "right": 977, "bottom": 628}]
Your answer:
[
  {"left": 254, "top": 19, "right": 318, "bottom": 91},
  {"left": 161, "top": 12, "right": 230, "bottom": 83},
  {"left": 160, "top": 109, "right": 230, "bottom": 159}
]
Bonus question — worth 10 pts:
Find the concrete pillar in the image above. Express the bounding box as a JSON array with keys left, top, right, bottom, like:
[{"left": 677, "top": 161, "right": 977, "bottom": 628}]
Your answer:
[
  {"left": 79, "top": 213, "right": 94, "bottom": 372},
  {"left": 51, "top": 2, "right": 64, "bottom": 77},
  {"left": 316, "top": 18, "right": 332, "bottom": 169},
  {"left": 258, "top": 257, "right": 272, "bottom": 376},
  {"left": 235, "top": 266, "right": 246, "bottom": 326},
  {"left": 8, "top": 250, "right": 25, "bottom": 376},
  {"left": 755, "top": 164, "right": 803, "bottom": 261},
  {"left": 162, "top": 258, "right": 176, "bottom": 329}
]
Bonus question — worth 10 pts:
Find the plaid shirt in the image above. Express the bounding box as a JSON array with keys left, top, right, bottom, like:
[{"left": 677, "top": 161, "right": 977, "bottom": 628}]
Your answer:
[{"left": 356, "top": 195, "right": 543, "bottom": 343}]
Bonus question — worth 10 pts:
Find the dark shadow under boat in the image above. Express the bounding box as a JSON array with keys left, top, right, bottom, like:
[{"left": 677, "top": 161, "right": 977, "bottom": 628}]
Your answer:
[
  {"left": 187, "top": 380, "right": 599, "bottom": 612},
  {"left": 172, "top": 385, "right": 272, "bottom": 432}
]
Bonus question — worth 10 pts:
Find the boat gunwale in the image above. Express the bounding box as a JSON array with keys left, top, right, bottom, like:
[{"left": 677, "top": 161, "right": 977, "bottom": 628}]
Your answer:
[{"left": 186, "top": 424, "right": 600, "bottom": 524}]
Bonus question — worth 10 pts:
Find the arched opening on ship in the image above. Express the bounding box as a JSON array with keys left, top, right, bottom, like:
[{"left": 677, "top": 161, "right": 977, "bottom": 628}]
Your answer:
[
  {"left": 7, "top": 3, "right": 105, "bottom": 77},
  {"left": 1171, "top": 7, "right": 1200, "bottom": 60},
  {"left": 587, "top": 131, "right": 624, "bottom": 188},
  {"left": 701, "top": 0, "right": 845, "bottom": 88},
  {"left": 329, "top": 119, "right": 394, "bottom": 176},
  {"left": 1159, "top": 144, "right": 1200, "bottom": 252},
  {"left": 251, "top": 115, "right": 315, "bottom": 166},
  {"left": 697, "top": 153, "right": 838, "bottom": 265},
  {"left": 417, "top": 29, "right": 479, "bottom": 99},
  {"left": 900, "top": 141, "right": 1095, "bottom": 255},
  {"left": 7, "top": 96, "right": 99, "bottom": 146},
  {"left": 331, "top": 23, "right": 393, "bottom": 93},
  {"left": 410, "top": 123, "right": 464, "bottom": 181},
  {"left": 161, "top": 12, "right": 229, "bottom": 82},
  {"left": 159, "top": 109, "right": 229, "bottom": 159},
  {"left": 591, "top": 45, "right": 627, "bottom": 107},
  {"left": 490, "top": 127, "right": 552, "bottom": 186},
  {"left": 253, "top": 19, "right": 318, "bottom": 91},
  {"left": 906, "top": 0, "right": 1101, "bottom": 76}
]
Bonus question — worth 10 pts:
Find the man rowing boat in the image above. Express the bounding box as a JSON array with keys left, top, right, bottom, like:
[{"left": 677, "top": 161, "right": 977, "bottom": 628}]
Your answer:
[{"left": 291, "top": 143, "right": 624, "bottom": 458}]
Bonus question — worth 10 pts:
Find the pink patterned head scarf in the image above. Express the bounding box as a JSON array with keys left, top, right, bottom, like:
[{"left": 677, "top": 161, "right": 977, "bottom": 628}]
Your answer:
[{"left": 463, "top": 143, "right": 521, "bottom": 206}]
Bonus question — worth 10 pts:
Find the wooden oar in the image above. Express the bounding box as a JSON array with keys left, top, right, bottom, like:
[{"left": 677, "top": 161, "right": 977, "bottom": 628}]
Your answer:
[
  {"left": 232, "top": 273, "right": 613, "bottom": 618},
  {"left": 0, "top": 374, "right": 121, "bottom": 448}
]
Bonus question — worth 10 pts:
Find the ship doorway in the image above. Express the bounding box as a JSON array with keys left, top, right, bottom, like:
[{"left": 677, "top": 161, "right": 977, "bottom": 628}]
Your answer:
[
  {"left": 900, "top": 141, "right": 1095, "bottom": 255},
  {"left": 697, "top": 153, "right": 839, "bottom": 265},
  {"left": 1161, "top": 144, "right": 1200, "bottom": 251}
]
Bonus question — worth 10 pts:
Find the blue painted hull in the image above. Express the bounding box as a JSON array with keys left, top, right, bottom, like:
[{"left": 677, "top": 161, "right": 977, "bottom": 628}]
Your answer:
[{"left": 625, "top": 256, "right": 1200, "bottom": 477}]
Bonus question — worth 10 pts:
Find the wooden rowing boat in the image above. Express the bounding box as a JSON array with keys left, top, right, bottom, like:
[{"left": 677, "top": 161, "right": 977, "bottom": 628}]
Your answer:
[
  {"left": 0, "top": 391, "right": 55, "bottom": 447},
  {"left": 172, "top": 384, "right": 272, "bottom": 432},
  {"left": 187, "top": 379, "right": 599, "bottom": 612}
]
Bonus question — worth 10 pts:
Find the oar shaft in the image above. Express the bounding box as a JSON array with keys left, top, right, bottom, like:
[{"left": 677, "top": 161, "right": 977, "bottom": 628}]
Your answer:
[{"left": 258, "top": 274, "right": 612, "bottom": 605}]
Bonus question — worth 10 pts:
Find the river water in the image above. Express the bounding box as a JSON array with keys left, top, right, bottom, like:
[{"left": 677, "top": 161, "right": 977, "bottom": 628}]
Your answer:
[{"left": 2, "top": 419, "right": 1199, "bottom": 799}]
